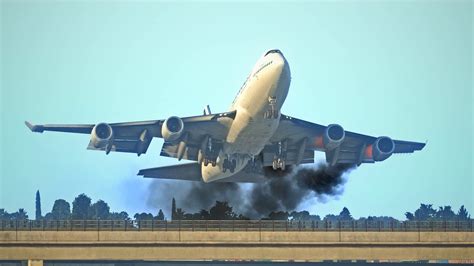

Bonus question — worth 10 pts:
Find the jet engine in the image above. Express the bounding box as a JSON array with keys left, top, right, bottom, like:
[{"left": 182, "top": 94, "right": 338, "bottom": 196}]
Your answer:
[
  {"left": 161, "top": 116, "right": 184, "bottom": 142},
  {"left": 324, "top": 124, "right": 345, "bottom": 150},
  {"left": 91, "top": 123, "right": 113, "bottom": 148},
  {"left": 373, "top": 136, "right": 395, "bottom": 161}
]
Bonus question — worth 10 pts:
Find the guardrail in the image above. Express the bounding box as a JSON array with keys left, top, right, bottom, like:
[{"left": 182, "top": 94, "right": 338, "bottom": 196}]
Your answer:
[{"left": 1, "top": 219, "right": 473, "bottom": 232}]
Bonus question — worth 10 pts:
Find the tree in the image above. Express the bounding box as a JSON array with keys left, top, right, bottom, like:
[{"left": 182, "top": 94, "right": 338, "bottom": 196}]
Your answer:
[
  {"left": 35, "top": 190, "right": 42, "bottom": 220},
  {"left": 209, "top": 201, "right": 235, "bottom": 220},
  {"left": 198, "top": 209, "right": 210, "bottom": 220},
  {"left": 290, "top": 211, "right": 320, "bottom": 221},
  {"left": 457, "top": 205, "right": 470, "bottom": 220},
  {"left": 108, "top": 211, "right": 129, "bottom": 220},
  {"left": 51, "top": 199, "right": 71, "bottom": 220},
  {"left": 171, "top": 198, "right": 177, "bottom": 220},
  {"left": 0, "top": 209, "right": 10, "bottom": 220},
  {"left": 90, "top": 200, "right": 110, "bottom": 220},
  {"left": 414, "top": 204, "right": 436, "bottom": 220},
  {"left": 267, "top": 211, "right": 289, "bottom": 220},
  {"left": 155, "top": 209, "right": 165, "bottom": 220},
  {"left": 174, "top": 208, "right": 185, "bottom": 220},
  {"left": 405, "top": 212, "right": 415, "bottom": 221},
  {"left": 339, "top": 207, "right": 353, "bottom": 220},
  {"left": 134, "top": 213, "right": 153, "bottom": 220},
  {"left": 436, "top": 206, "right": 456, "bottom": 220},
  {"left": 72, "top": 194, "right": 92, "bottom": 219},
  {"left": 10, "top": 208, "right": 28, "bottom": 220}
]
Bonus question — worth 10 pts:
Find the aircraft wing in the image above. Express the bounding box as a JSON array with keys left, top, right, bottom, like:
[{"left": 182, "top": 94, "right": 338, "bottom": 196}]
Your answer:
[
  {"left": 25, "top": 111, "right": 236, "bottom": 156},
  {"left": 268, "top": 114, "right": 425, "bottom": 166}
]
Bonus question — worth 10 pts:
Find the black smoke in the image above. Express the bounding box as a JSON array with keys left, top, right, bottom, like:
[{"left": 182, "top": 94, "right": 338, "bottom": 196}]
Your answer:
[{"left": 147, "top": 163, "right": 355, "bottom": 219}]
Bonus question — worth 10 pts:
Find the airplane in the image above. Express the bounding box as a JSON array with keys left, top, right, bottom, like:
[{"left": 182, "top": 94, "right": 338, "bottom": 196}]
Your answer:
[{"left": 26, "top": 49, "right": 425, "bottom": 183}]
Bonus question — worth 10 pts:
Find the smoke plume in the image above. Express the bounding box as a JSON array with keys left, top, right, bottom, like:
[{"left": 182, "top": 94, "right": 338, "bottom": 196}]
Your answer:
[{"left": 147, "top": 163, "right": 355, "bottom": 219}]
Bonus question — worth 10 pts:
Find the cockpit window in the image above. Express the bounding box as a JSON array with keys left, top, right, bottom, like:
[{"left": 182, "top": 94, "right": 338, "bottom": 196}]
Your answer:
[{"left": 265, "top": 49, "right": 281, "bottom": 56}]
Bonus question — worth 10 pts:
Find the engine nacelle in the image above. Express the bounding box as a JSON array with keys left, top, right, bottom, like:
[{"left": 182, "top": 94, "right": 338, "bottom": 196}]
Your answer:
[
  {"left": 324, "top": 124, "right": 345, "bottom": 150},
  {"left": 373, "top": 136, "right": 395, "bottom": 161},
  {"left": 91, "top": 123, "right": 113, "bottom": 148},
  {"left": 161, "top": 116, "right": 184, "bottom": 142}
]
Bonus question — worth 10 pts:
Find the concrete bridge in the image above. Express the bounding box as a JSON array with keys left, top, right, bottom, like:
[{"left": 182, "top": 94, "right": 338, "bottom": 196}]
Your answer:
[{"left": 1, "top": 230, "right": 473, "bottom": 264}]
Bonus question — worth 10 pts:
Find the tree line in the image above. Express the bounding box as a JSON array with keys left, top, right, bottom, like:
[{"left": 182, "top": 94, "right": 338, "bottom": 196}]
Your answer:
[
  {"left": 0, "top": 191, "right": 471, "bottom": 222},
  {"left": 1, "top": 192, "right": 164, "bottom": 221}
]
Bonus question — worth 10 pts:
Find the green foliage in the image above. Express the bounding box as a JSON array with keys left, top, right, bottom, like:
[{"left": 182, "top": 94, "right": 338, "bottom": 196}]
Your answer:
[
  {"left": 414, "top": 204, "right": 436, "bottom": 220},
  {"left": 436, "top": 206, "right": 456, "bottom": 220},
  {"left": 457, "top": 205, "right": 470, "bottom": 220},
  {"left": 405, "top": 212, "right": 415, "bottom": 221},
  {"left": 108, "top": 211, "right": 129, "bottom": 220},
  {"left": 35, "top": 190, "right": 42, "bottom": 220},
  {"left": 209, "top": 201, "right": 235, "bottom": 220},
  {"left": 50, "top": 199, "right": 71, "bottom": 220},
  {"left": 90, "top": 200, "right": 110, "bottom": 220},
  {"left": 155, "top": 209, "right": 165, "bottom": 220},
  {"left": 134, "top": 212, "right": 154, "bottom": 220},
  {"left": 72, "top": 194, "right": 92, "bottom": 219},
  {"left": 339, "top": 207, "right": 353, "bottom": 220},
  {"left": 265, "top": 211, "right": 289, "bottom": 220},
  {"left": 171, "top": 198, "right": 177, "bottom": 220},
  {"left": 290, "top": 211, "right": 320, "bottom": 221},
  {"left": 2, "top": 193, "right": 472, "bottom": 223},
  {"left": 2, "top": 208, "right": 29, "bottom": 220}
]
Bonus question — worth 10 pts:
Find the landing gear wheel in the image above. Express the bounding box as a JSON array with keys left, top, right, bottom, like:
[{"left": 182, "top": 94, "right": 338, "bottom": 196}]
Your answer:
[
  {"left": 204, "top": 159, "right": 209, "bottom": 167},
  {"left": 211, "top": 160, "right": 216, "bottom": 167},
  {"left": 272, "top": 109, "right": 279, "bottom": 119}
]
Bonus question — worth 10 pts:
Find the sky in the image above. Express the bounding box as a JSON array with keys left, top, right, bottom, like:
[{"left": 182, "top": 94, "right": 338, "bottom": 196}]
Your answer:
[{"left": 1, "top": 1, "right": 472, "bottom": 220}]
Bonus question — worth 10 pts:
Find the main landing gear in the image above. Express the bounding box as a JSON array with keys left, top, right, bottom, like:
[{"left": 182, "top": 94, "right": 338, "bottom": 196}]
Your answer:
[
  {"left": 272, "top": 140, "right": 287, "bottom": 171},
  {"left": 272, "top": 157, "right": 286, "bottom": 171},
  {"left": 223, "top": 158, "right": 237, "bottom": 173},
  {"left": 201, "top": 136, "right": 218, "bottom": 167},
  {"left": 203, "top": 158, "right": 217, "bottom": 167}
]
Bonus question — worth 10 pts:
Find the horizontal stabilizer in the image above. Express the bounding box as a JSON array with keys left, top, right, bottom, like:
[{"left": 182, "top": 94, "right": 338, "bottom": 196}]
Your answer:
[
  {"left": 25, "top": 121, "right": 44, "bottom": 133},
  {"left": 138, "top": 163, "right": 267, "bottom": 183},
  {"left": 138, "top": 163, "right": 202, "bottom": 181}
]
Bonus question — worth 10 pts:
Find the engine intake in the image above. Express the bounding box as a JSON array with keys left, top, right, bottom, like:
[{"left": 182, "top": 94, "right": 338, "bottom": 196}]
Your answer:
[
  {"left": 91, "top": 123, "right": 113, "bottom": 148},
  {"left": 373, "top": 136, "right": 395, "bottom": 161},
  {"left": 162, "top": 116, "right": 184, "bottom": 142},
  {"left": 324, "top": 124, "right": 345, "bottom": 150}
]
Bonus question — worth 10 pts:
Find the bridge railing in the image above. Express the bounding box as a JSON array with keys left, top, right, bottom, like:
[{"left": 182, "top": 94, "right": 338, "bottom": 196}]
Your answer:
[{"left": 1, "top": 219, "right": 473, "bottom": 232}]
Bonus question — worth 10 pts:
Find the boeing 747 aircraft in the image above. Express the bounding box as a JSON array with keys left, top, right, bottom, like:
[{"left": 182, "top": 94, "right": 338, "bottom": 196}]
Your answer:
[{"left": 26, "top": 49, "right": 425, "bottom": 183}]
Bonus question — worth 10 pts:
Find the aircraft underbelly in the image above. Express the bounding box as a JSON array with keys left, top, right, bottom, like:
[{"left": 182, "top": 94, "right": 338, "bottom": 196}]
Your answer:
[{"left": 228, "top": 118, "right": 277, "bottom": 155}]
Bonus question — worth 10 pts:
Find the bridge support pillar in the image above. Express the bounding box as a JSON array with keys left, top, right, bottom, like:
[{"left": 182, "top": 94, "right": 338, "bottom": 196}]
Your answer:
[{"left": 28, "top": 260, "right": 43, "bottom": 266}]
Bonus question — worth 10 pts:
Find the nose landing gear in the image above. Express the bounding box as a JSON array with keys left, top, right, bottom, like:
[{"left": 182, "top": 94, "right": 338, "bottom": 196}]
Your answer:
[{"left": 264, "top": 96, "right": 279, "bottom": 119}]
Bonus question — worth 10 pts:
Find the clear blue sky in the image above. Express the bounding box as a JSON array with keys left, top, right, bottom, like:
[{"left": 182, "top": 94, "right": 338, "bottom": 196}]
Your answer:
[{"left": 1, "top": 1, "right": 472, "bottom": 220}]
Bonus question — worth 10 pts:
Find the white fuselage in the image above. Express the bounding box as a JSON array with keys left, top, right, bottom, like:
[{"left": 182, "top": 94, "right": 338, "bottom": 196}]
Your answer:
[{"left": 201, "top": 50, "right": 291, "bottom": 182}]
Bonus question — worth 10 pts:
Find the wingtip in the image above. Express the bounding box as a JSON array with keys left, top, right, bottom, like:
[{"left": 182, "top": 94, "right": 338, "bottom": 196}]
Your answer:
[{"left": 25, "top": 121, "right": 43, "bottom": 133}]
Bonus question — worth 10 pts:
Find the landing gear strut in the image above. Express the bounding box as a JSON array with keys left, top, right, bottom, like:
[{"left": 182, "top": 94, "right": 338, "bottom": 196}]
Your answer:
[
  {"left": 272, "top": 140, "right": 287, "bottom": 170},
  {"left": 264, "top": 96, "right": 279, "bottom": 119},
  {"left": 200, "top": 136, "right": 218, "bottom": 167}
]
